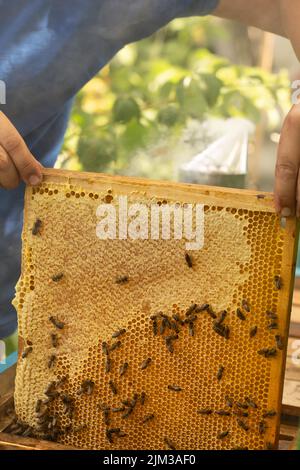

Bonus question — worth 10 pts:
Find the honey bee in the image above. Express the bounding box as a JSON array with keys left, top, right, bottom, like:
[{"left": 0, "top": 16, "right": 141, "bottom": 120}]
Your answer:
[
  {"left": 186, "top": 303, "right": 197, "bottom": 316},
  {"left": 213, "top": 323, "right": 228, "bottom": 339},
  {"left": 236, "top": 402, "right": 249, "bottom": 410},
  {"left": 112, "top": 329, "right": 126, "bottom": 339},
  {"left": 224, "top": 325, "right": 230, "bottom": 340},
  {"left": 105, "top": 357, "right": 111, "bottom": 374},
  {"left": 258, "top": 348, "right": 277, "bottom": 358},
  {"left": 218, "top": 430, "right": 229, "bottom": 439},
  {"left": 242, "top": 300, "right": 250, "bottom": 312},
  {"left": 78, "top": 380, "right": 95, "bottom": 396},
  {"left": 237, "top": 419, "right": 249, "bottom": 431},
  {"left": 225, "top": 396, "right": 233, "bottom": 408},
  {"left": 184, "top": 314, "right": 197, "bottom": 323},
  {"left": 49, "top": 316, "right": 65, "bottom": 330},
  {"left": 140, "top": 392, "right": 146, "bottom": 405},
  {"left": 22, "top": 346, "right": 33, "bottom": 359},
  {"left": 152, "top": 318, "right": 158, "bottom": 336},
  {"left": 267, "top": 311, "right": 278, "bottom": 320},
  {"left": 250, "top": 326, "right": 258, "bottom": 338},
  {"left": 36, "top": 409, "right": 48, "bottom": 420},
  {"left": 275, "top": 334, "right": 284, "bottom": 350},
  {"left": 142, "top": 414, "right": 155, "bottom": 424},
  {"left": 215, "top": 310, "right": 227, "bottom": 326},
  {"left": 121, "top": 399, "right": 131, "bottom": 407},
  {"left": 107, "top": 427, "right": 122, "bottom": 435},
  {"left": 131, "top": 393, "right": 138, "bottom": 408},
  {"left": 233, "top": 411, "right": 249, "bottom": 418},
  {"left": 121, "top": 407, "right": 133, "bottom": 419},
  {"left": 61, "top": 394, "right": 74, "bottom": 416},
  {"left": 267, "top": 322, "right": 278, "bottom": 330},
  {"left": 35, "top": 399, "right": 42, "bottom": 414},
  {"left": 51, "top": 273, "right": 64, "bottom": 282},
  {"left": 150, "top": 313, "right": 160, "bottom": 320},
  {"left": 119, "top": 362, "right": 128, "bottom": 376},
  {"left": 217, "top": 366, "right": 224, "bottom": 381},
  {"left": 236, "top": 308, "right": 246, "bottom": 321},
  {"left": 44, "top": 381, "right": 57, "bottom": 397},
  {"left": 197, "top": 408, "right": 213, "bottom": 415},
  {"left": 188, "top": 322, "right": 195, "bottom": 337},
  {"left": 165, "top": 334, "right": 178, "bottom": 342},
  {"left": 106, "top": 429, "right": 115, "bottom": 443},
  {"left": 185, "top": 253, "right": 193, "bottom": 268},
  {"left": 51, "top": 333, "right": 58, "bottom": 348},
  {"left": 168, "top": 385, "right": 182, "bottom": 392},
  {"left": 245, "top": 397, "right": 257, "bottom": 409},
  {"left": 111, "top": 406, "right": 125, "bottom": 413},
  {"left": 259, "top": 420, "right": 267, "bottom": 435},
  {"left": 116, "top": 275, "right": 129, "bottom": 284},
  {"left": 72, "top": 424, "right": 88, "bottom": 433},
  {"left": 56, "top": 376, "right": 67, "bottom": 388},
  {"left": 207, "top": 306, "right": 217, "bottom": 319},
  {"left": 140, "top": 358, "right": 152, "bottom": 370},
  {"left": 103, "top": 409, "right": 110, "bottom": 426},
  {"left": 274, "top": 275, "right": 282, "bottom": 290},
  {"left": 102, "top": 342, "right": 109, "bottom": 355},
  {"left": 159, "top": 313, "right": 170, "bottom": 328},
  {"left": 32, "top": 218, "right": 42, "bottom": 235},
  {"left": 108, "top": 380, "right": 118, "bottom": 395},
  {"left": 215, "top": 410, "right": 231, "bottom": 416},
  {"left": 164, "top": 437, "right": 176, "bottom": 450},
  {"left": 99, "top": 403, "right": 110, "bottom": 412},
  {"left": 172, "top": 313, "right": 181, "bottom": 322},
  {"left": 22, "top": 426, "right": 33, "bottom": 437},
  {"left": 48, "top": 354, "right": 56, "bottom": 369},
  {"left": 109, "top": 341, "right": 121, "bottom": 352},
  {"left": 256, "top": 194, "right": 266, "bottom": 200},
  {"left": 170, "top": 321, "right": 179, "bottom": 334},
  {"left": 166, "top": 340, "right": 174, "bottom": 353},
  {"left": 195, "top": 303, "right": 210, "bottom": 313},
  {"left": 262, "top": 410, "right": 277, "bottom": 418},
  {"left": 160, "top": 318, "right": 167, "bottom": 335}
]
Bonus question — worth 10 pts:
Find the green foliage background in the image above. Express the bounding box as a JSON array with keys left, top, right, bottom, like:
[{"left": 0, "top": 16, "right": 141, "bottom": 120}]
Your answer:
[{"left": 59, "top": 17, "right": 291, "bottom": 178}]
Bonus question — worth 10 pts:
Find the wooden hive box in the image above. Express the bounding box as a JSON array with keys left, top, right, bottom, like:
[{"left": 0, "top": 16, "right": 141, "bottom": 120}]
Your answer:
[{"left": 5, "top": 168, "right": 300, "bottom": 450}]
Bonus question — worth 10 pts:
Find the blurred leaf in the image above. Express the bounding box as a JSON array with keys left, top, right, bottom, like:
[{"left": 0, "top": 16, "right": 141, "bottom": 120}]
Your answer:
[
  {"left": 158, "top": 103, "right": 181, "bottom": 126},
  {"left": 176, "top": 78, "right": 208, "bottom": 119},
  {"left": 113, "top": 97, "right": 141, "bottom": 123},
  {"left": 77, "top": 131, "right": 117, "bottom": 172}
]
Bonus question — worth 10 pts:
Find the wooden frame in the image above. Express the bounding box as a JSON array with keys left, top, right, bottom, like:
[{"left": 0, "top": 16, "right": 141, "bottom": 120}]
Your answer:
[{"left": 3, "top": 168, "right": 300, "bottom": 450}]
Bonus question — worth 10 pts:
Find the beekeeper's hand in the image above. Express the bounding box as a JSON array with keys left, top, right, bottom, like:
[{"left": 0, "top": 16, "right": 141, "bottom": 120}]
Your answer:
[
  {"left": 275, "top": 105, "right": 300, "bottom": 217},
  {"left": 0, "top": 111, "right": 42, "bottom": 189}
]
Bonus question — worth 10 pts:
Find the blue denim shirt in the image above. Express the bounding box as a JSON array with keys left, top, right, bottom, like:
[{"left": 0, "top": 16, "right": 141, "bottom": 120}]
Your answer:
[{"left": 0, "top": 0, "right": 219, "bottom": 337}]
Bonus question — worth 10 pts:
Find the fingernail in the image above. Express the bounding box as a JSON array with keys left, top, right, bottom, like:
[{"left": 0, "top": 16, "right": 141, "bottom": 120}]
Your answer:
[
  {"left": 281, "top": 207, "right": 292, "bottom": 217},
  {"left": 28, "top": 174, "right": 42, "bottom": 186}
]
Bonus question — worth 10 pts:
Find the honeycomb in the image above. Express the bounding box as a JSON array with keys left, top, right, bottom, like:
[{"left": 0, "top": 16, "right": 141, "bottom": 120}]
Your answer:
[{"left": 13, "top": 169, "right": 298, "bottom": 450}]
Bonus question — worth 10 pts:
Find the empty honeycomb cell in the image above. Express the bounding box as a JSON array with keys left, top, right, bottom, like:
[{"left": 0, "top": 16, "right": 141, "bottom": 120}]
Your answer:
[{"left": 12, "top": 170, "right": 299, "bottom": 450}]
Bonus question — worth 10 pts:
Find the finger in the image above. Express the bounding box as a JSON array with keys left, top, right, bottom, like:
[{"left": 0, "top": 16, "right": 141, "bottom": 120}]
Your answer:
[
  {"left": 275, "top": 106, "right": 300, "bottom": 216},
  {"left": 0, "top": 145, "right": 20, "bottom": 189},
  {"left": 297, "top": 171, "right": 300, "bottom": 218},
  {"left": 0, "top": 111, "right": 42, "bottom": 186}
]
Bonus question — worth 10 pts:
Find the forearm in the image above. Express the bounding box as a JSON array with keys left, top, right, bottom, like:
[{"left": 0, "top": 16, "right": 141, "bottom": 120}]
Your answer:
[
  {"left": 279, "top": 0, "right": 300, "bottom": 61},
  {"left": 213, "top": 0, "right": 285, "bottom": 37}
]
